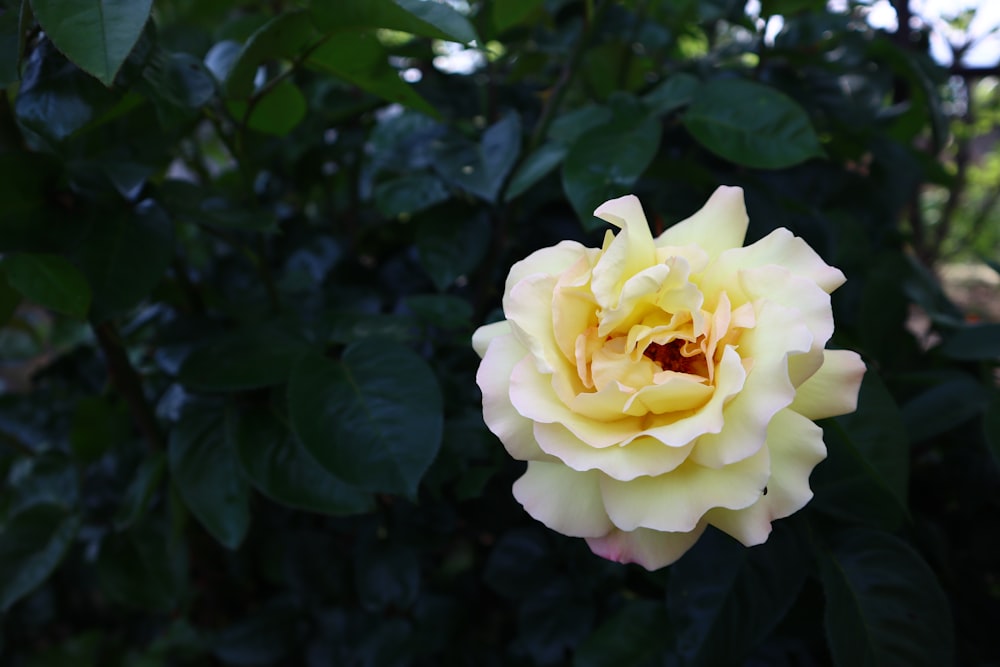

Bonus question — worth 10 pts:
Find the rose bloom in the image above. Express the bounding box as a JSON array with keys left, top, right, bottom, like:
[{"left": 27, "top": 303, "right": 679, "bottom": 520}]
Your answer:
[{"left": 472, "top": 187, "right": 866, "bottom": 570}]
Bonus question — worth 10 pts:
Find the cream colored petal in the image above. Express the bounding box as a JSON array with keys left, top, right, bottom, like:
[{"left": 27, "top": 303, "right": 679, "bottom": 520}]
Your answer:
[
  {"left": 705, "top": 408, "right": 826, "bottom": 545},
  {"left": 591, "top": 196, "right": 657, "bottom": 312},
  {"left": 534, "top": 422, "right": 695, "bottom": 480},
  {"left": 702, "top": 228, "right": 846, "bottom": 300},
  {"left": 655, "top": 186, "right": 748, "bottom": 260},
  {"left": 789, "top": 349, "right": 866, "bottom": 419},
  {"left": 476, "top": 333, "right": 552, "bottom": 462},
  {"left": 512, "top": 462, "right": 613, "bottom": 538},
  {"left": 503, "top": 274, "right": 570, "bottom": 374},
  {"left": 639, "top": 345, "right": 746, "bottom": 447},
  {"left": 599, "top": 444, "right": 771, "bottom": 533},
  {"left": 472, "top": 320, "right": 511, "bottom": 359},
  {"left": 504, "top": 240, "right": 589, "bottom": 297},
  {"left": 688, "top": 301, "right": 813, "bottom": 468},
  {"left": 622, "top": 375, "right": 713, "bottom": 417},
  {"left": 508, "top": 356, "right": 643, "bottom": 447},
  {"left": 586, "top": 523, "right": 706, "bottom": 570}
]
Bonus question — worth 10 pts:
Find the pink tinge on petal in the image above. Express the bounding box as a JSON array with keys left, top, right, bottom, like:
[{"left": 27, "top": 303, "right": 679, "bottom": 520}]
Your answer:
[{"left": 586, "top": 523, "right": 707, "bottom": 570}]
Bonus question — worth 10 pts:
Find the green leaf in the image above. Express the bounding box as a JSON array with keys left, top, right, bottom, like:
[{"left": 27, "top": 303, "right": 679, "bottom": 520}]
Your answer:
[
  {"left": 434, "top": 113, "right": 521, "bottom": 202},
  {"left": 0, "top": 504, "right": 80, "bottom": 611},
  {"left": 374, "top": 173, "right": 451, "bottom": 217},
  {"left": 575, "top": 600, "right": 672, "bottom": 667},
  {"left": 70, "top": 395, "right": 131, "bottom": 462},
  {"left": 288, "top": 342, "right": 443, "bottom": 496},
  {"left": 492, "top": 0, "right": 545, "bottom": 32},
  {"left": 31, "top": 0, "right": 153, "bottom": 85},
  {"left": 642, "top": 72, "right": 700, "bottom": 116},
  {"left": 505, "top": 143, "right": 567, "bottom": 202},
  {"left": 96, "top": 519, "right": 186, "bottom": 611},
  {"left": 0, "top": 8, "right": 21, "bottom": 87},
  {"left": 901, "top": 373, "right": 989, "bottom": 443},
  {"left": 667, "top": 522, "right": 808, "bottom": 666},
  {"left": 940, "top": 323, "right": 1000, "bottom": 360},
  {"left": 415, "top": 211, "right": 490, "bottom": 291},
  {"left": 683, "top": 78, "right": 824, "bottom": 169},
  {"left": 1, "top": 253, "right": 90, "bottom": 317},
  {"left": 819, "top": 528, "right": 953, "bottom": 667},
  {"left": 225, "top": 11, "right": 318, "bottom": 98},
  {"left": 114, "top": 452, "right": 166, "bottom": 531},
  {"left": 813, "top": 373, "right": 910, "bottom": 529},
  {"left": 308, "top": 31, "right": 437, "bottom": 117},
  {"left": 230, "top": 79, "right": 307, "bottom": 136},
  {"left": 312, "top": 0, "right": 478, "bottom": 44},
  {"left": 77, "top": 200, "right": 173, "bottom": 320},
  {"left": 547, "top": 104, "right": 612, "bottom": 143},
  {"left": 168, "top": 405, "right": 250, "bottom": 550},
  {"left": 227, "top": 406, "right": 373, "bottom": 516},
  {"left": 562, "top": 114, "right": 661, "bottom": 228},
  {"left": 178, "top": 324, "right": 313, "bottom": 392},
  {"left": 158, "top": 180, "right": 278, "bottom": 233}
]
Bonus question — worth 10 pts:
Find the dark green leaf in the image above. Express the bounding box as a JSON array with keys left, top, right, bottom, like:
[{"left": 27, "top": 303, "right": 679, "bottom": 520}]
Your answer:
[
  {"left": 159, "top": 180, "right": 278, "bottom": 233},
  {"left": 96, "top": 519, "right": 186, "bottom": 611},
  {"left": 575, "top": 600, "right": 672, "bottom": 667},
  {"left": 404, "top": 294, "right": 473, "bottom": 331},
  {"left": 820, "top": 528, "right": 953, "bottom": 667},
  {"left": 813, "top": 373, "right": 910, "bottom": 529},
  {"left": 227, "top": 406, "right": 373, "bottom": 516},
  {"left": 492, "top": 0, "right": 545, "bottom": 32},
  {"left": 70, "top": 395, "right": 131, "bottom": 462},
  {"left": 31, "top": 0, "right": 153, "bottom": 85},
  {"left": 505, "top": 143, "right": 567, "bottom": 202},
  {"left": 77, "top": 200, "right": 173, "bottom": 320},
  {"left": 667, "top": 522, "right": 808, "bottom": 666},
  {"left": 901, "top": 373, "right": 989, "bottom": 442},
  {"left": 434, "top": 112, "right": 522, "bottom": 202},
  {"left": 178, "top": 324, "right": 312, "bottom": 392},
  {"left": 288, "top": 342, "right": 443, "bottom": 496},
  {"left": 1, "top": 253, "right": 90, "bottom": 317},
  {"left": 225, "top": 11, "right": 318, "bottom": 98},
  {"left": 231, "top": 79, "right": 307, "bottom": 136},
  {"left": 415, "top": 211, "right": 490, "bottom": 291},
  {"left": 5, "top": 451, "right": 79, "bottom": 514},
  {"left": 114, "top": 452, "right": 166, "bottom": 531},
  {"left": 307, "top": 32, "right": 437, "bottom": 118},
  {"left": 683, "top": 78, "right": 824, "bottom": 169},
  {"left": 312, "top": 0, "right": 478, "bottom": 44},
  {"left": 374, "top": 173, "right": 450, "bottom": 217},
  {"left": 548, "top": 104, "right": 612, "bottom": 143},
  {"left": 642, "top": 72, "right": 699, "bottom": 116},
  {"left": 168, "top": 405, "right": 250, "bottom": 549},
  {"left": 0, "top": 504, "right": 80, "bottom": 611},
  {"left": 562, "top": 115, "right": 661, "bottom": 228},
  {"left": 0, "top": 9, "right": 21, "bottom": 87},
  {"left": 940, "top": 323, "right": 1000, "bottom": 361}
]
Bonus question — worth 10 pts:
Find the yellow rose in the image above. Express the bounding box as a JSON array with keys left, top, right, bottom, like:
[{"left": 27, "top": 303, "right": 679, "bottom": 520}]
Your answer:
[{"left": 472, "top": 187, "right": 866, "bottom": 570}]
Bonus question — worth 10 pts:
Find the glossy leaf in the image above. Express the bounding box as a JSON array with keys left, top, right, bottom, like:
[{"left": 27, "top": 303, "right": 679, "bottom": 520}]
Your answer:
[
  {"left": 505, "top": 143, "right": 567, "bottom": 202},
  {"left": 168, "top": 405, "right": 250, "bottom": 550},
  {"left": 225, "top": 11, "right": 317, "bottom": 98},
  {"left": 415, "top": 211, "right": 490, "bottom": 291},
  {"left": 234, "top": 79, "right": 307, "bottom": 136},
  {"left": 288, "top": 342, "right": 443, "bottom": 496},
  {"left": 1, "top": 252, "right": 90, "bottom": 317},
  {"left": 0, "top": 504, "right": 80, "bottom": 611},
  {"left": 31, "top": 0, "right": 153, "bottom": 85},
  {"left": 901, "top": 372, "right": 989, "bottom": 443},
  {"left": 820, "top": 528, "right": 953, "bottom": 667},
  {"left": 434, "top": 113, "right": 522, "bottom": 203},
  {"left": 227, "top": 406, "right": 373, "bottom": 516},
  {"left": 683, "top": 78, "right": 824, "bottom": 169},
  {"left": 114, "top": 452, "right": 166, "bottom": 531},
  {"left": 374, "top": 173, "right": 451, "bottom": 217},
  {"left": 312, "top": 0, "right": 478, "bottom": 44},
  {"left": 667, "top": 523, "right": 808, "bottom": 666},
  {"left": 643, "top": 72, "right": 699, "bottom": 116},
  {"left": 492, "top": 0, "right": 545, "bottom": 32}
]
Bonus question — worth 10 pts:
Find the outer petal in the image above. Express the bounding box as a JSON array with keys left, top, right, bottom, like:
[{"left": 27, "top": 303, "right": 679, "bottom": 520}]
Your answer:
[
  {"left": 586, "top": 523, "right": 706, "bottom": 570},
  {"left": 472, "top": 320, "right": 511, "bottom": 358},
  {"left": 512, "top": 462, "right": 613, "bottom": 538},
  {"left": 788, "top": 349, "right": 866, "bottom": 419},
  {"left": 656, "top": 186, "right": 749, "bottom": 260},
  {"left": 504, "top": 240, "right": 589, "bottom": 297},
  {"left": 477, "top": 334, "right": 553, "bottom": 461},
  {"left": 599, "top": 444, "right": 770, "bottom": 533},
  {"left": 704, "top": 408, "right": 826, "bottom": 545},
  {"left": 533, "top": 423, "right": 696, "bottom": 480}
]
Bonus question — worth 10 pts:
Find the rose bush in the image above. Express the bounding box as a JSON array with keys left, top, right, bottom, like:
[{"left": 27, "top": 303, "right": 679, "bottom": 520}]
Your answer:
[{"left": 473, "top": 187, "right": 867, "bottom": 570}]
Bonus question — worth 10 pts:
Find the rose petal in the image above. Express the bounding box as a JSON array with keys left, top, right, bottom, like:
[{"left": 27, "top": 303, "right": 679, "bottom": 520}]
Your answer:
[
  {"left": 472, "top": 320, "right": 511, "bottom": 359},
  {"left": 789, "top": 349, "right": 867, "bottom": 419},
  {"left": 586, "top": 523, "right": 706, "bottom": 570},
  {"left": 504, "top": 274, "right": 572, "bottom": 374},
  {"left": 504, "top": 240, "right": 589, "bottom": 296},
  {"left": 599, "top": 444, "right": 770, "bottom": 533},
  {"left": 534, "top": 422, "right": 696, "bottom": 480},
  {"left": 512, "top": 462, "right": 613, "bottom": 538},
  {"left": 655, "top": 186, "right": 749, "bottom": 260},
  {"left": 477, "top": 334, "right": 553, "bottom": 461},
  {"left": 591, "top": 195, "right": 657, "bottom": 313},
  {"left": 704, "top": 408, "right": 826, "bottom": 545}
]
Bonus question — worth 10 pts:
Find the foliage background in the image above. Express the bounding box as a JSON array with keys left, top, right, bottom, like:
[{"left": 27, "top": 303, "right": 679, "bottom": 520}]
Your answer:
[{"left": 0, "top": 0, "right": 997, "bottom": 664}]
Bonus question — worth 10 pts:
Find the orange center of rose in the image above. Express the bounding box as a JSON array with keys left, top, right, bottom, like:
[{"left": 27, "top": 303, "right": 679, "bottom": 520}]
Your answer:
[{"left": 643, "top": 339, "right": 709, "bottom": 377}]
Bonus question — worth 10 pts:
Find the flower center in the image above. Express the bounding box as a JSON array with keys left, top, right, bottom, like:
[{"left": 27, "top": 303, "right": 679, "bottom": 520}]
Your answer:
[{"left": 643, "top": 339, "right": 707, "bottom": 377}]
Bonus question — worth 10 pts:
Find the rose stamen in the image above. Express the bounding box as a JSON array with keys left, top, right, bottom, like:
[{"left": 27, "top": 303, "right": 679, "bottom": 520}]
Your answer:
[{"left": 643, "top": 339, "right": 708, "bottom": 377}]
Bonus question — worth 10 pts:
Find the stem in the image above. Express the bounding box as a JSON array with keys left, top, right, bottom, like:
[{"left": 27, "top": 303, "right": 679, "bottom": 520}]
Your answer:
[{"left": 93, "top": 322, "right": 165, "bottom": 452}]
